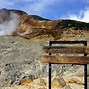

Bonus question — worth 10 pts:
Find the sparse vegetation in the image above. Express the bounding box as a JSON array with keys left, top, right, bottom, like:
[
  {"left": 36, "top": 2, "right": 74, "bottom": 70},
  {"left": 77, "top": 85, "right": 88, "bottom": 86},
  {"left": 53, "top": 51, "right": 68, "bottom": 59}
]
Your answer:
[
  {"left": 31, "top": 15, "right": 50, "bottom": 21},
  {"left": 56, "top": 19, "right": 89, "bottom": 30}
]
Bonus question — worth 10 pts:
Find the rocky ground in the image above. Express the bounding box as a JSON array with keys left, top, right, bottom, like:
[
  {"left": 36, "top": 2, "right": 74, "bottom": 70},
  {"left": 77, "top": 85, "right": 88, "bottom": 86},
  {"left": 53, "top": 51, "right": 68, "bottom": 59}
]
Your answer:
[{"left": 0, "top": 29, "right": 89, "bottom": 89}]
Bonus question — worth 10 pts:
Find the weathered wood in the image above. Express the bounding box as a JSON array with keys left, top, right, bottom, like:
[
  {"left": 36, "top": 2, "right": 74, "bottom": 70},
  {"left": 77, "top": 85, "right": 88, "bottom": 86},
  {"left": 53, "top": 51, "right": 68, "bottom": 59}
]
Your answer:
[
  {"left": 43, "top": 46, "right": 89, "bottom": 54},
  {"left": 49, "top": 41, "right": 87, "bottom": 44},
  {"left": 42, "top": 55, "right": 89, "bottom": 64}
]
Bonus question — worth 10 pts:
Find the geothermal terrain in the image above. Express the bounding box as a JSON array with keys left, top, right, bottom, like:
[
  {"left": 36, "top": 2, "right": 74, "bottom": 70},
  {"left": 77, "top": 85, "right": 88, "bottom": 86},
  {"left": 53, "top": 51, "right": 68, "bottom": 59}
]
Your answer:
[{"left": 0, "top": 9, "right": 89, "bottom": 89}]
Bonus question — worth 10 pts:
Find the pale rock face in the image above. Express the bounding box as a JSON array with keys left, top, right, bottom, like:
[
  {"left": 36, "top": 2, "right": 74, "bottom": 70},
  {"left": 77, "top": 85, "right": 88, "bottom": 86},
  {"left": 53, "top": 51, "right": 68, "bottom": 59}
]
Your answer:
[{"left": 0, "top": 36, "right": 89, "bottom": 89}]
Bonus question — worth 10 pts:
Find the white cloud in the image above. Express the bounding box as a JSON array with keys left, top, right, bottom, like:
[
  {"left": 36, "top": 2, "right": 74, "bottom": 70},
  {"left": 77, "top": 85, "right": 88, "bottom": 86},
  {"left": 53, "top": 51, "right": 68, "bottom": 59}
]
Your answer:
[{"left": 65, "top": 8, "right": 89, "bottom": 22}]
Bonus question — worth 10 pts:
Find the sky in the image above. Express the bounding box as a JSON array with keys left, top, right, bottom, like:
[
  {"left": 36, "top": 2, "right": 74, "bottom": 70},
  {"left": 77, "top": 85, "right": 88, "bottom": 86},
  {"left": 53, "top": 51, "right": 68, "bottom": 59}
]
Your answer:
[{"left": 0, "top": 0, "right": 89, "bottom": 22}]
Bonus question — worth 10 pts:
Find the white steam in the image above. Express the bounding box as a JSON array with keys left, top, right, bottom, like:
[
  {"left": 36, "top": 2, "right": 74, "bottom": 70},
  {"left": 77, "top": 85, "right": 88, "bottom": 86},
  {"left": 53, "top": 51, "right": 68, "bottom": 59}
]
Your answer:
[{"left": 0, "top": 9, "right": 20, "bottom": 35}]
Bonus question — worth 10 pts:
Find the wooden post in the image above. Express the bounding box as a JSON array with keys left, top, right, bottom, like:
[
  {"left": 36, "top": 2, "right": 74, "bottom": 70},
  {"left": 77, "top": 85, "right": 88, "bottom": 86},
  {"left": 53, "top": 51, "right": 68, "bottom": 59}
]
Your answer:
[
  {"left": 84, "top": 41, "right": 87, "bottom": 89},
  {"left": 49, "top": 41, "right": 51, "bottom": 89}
]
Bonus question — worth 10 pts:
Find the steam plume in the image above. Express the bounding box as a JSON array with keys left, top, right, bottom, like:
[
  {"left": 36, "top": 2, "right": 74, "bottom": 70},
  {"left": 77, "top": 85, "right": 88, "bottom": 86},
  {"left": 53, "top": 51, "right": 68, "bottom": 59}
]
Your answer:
[{"left": 0, "top": 9, "right": 20, "bottom": 35}]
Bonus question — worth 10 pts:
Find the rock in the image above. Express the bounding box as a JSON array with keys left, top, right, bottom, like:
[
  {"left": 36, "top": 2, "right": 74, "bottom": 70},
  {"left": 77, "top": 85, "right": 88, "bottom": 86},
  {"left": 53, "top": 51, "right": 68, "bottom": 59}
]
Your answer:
[
  {"left": 38, "top": 79, "right": 46, "bottom": 86},
  {"left": 2, "top": 86, "right": 30, "bottom": 89},
  {"left": 21, "top": 79, "right": 33, "bottom": 86},
  {"left": 68, "top": 83, "right": 84, "bottom": 89},
  {"left": 38, "top": 87, "right": 47, "bottom": 89},
  {"left": 63, "top": 85, "right": 72, "bottom": 89},
  {"left": 52, "top": 77, "right": 66, "bottom": 88}
]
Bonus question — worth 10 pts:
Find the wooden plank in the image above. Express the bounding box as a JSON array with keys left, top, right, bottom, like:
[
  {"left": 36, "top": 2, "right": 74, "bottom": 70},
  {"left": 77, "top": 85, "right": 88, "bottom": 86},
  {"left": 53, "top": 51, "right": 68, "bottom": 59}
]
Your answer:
[
  {"left": 49, "top": 41, "right": 87, "bottom": 44},
  {"left": 42, "top": 55, "right": 89, "bottom": 64},
  {"left": 43, "top": 46, "right": 89, "bottom": 54}
]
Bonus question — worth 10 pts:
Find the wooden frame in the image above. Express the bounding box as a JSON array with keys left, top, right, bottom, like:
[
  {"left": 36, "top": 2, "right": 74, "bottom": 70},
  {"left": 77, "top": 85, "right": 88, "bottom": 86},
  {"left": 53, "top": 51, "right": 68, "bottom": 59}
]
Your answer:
[{"left": 41, "top": 41, "right": 88, "bottom": 89}]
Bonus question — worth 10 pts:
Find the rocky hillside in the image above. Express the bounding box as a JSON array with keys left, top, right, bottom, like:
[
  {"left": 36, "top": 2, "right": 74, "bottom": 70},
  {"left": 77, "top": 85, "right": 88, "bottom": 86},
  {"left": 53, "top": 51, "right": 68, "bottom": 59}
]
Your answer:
[
  {"left": 7, "top": 9, "right": 89, "bottom": 40},
  {"left": 0, "top": 9, "right": 89, "bottom": 89},
  {"left": 0, "top": 9, "right": 89, "bottom": 40},
  {"left": 0, "top": 35, "right": 89, "bottom": 89}
]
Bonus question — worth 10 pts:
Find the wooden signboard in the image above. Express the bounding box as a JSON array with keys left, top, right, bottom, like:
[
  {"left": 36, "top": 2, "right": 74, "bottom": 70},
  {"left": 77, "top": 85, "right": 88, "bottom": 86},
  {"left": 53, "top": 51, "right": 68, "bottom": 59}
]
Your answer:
[{"left": 41, "top": 41, "right": 88, "bottom": 89}]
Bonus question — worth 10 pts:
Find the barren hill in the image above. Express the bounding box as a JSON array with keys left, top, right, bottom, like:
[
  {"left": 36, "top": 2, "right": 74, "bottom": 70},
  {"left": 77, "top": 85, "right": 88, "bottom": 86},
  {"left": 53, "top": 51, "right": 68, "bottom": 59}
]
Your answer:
[
  {"left": 6, "top": 9, "right": 89, "bottom": 40},
  {"left": 0, "top": 9, "right": 89, "bottom": 89}
]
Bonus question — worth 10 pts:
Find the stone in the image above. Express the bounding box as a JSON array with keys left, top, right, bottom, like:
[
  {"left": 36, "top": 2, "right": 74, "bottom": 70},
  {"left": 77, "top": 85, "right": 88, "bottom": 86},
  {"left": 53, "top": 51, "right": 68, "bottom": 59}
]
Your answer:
[
  {"left": 52, "top": 77, "right": 66, "bottom": 88},
  {"left": 38, "top": 88, "right": 47, "bottom": 89},
  {"left": 38, "top": 79, "right": 46, "bottom": 86},
  {"left": 21, "top": 79, "right": 33, "bottom": 86},
  {"left": 63, "top": 85, "right": 72, "bottom": 89}
]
